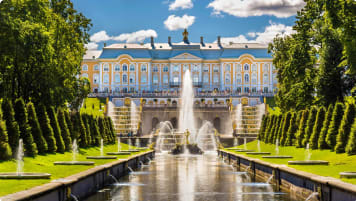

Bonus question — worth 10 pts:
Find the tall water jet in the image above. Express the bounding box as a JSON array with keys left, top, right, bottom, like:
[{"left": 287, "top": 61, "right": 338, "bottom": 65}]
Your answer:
[
  {"left": 305, "top": 143, "right": 311, "bottom": 161},
  {"left": 235, "top": 103, "right": 242, "bottom": 134},
  {"left": 87, "top": 138, "right": 117, "bottom": 159},
  {"left": 244, "top": 137, "right": 247, "bottom": 150},
  {"left": 100, "top": 139, "right": 104, "bottom": 156},
  {"left": 135, "top": 138, "right": 141, "bottom": 148},
  {"left": 275, "top": 139, "right": 279, "bottom": 155},
  {"left": 196, "top": 121, "right": 217, "bottom": 152},
  {"left": 256, "top": 103, "right": 265, "bottom": 128},
  {"left": 55, "top": 139, "right": 95, "bottom": 165},
  {"left": 128, "top": 138, "right": 132, "bottom": 151},
  {"left": 257, "top": 140, "right": 261, "bottom": 152},
  {"left": 233, "top": 137, "right": 239, "bottom": 147},
  {"left": 118, "top": 138, "right": 121, "bottom": 152},
  {"left": 179, "top": 70, "right": 196, "bottom": 143},
  {"left": 17, "top": 139, "right": 24, "bottom": 176},
  {"left": 130, "top": 101, "right": 138, "bottom": 135},
  {"left": 72, "top": 139, "right": 78, "bottom": 162}
]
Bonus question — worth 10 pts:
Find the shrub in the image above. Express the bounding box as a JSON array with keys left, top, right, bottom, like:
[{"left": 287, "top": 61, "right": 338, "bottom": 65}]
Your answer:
[
  {"left": 272, "top": 115, "right": 282, "bottom": 144},
  {"left": 263, "top": 115, "right": 273, "bottom": 143},
  {"left": 335, "top": 103, "right": 355, "bottom": 153},
  {"left": 57, "top": 108, "right": 72, "bottom": 151},
  {"left": 104, "top": 117, "right": 114, "bottom": 143},
  {"left": 47, "top": 107, "right": 65, "bottom": 153},
  {"left": 268, "top": 115, "right": 279, "bottom": 144},
  {"left": 106, "top": 117, "right": 116, "bottom": 143},
  {"left": 0, "top": 109, "right": 12, "bottom": 160},
  {"left": 98, "top": 117, "right": 108, "bottom": 143},
  {"left": 302, "top": 107, "right": 318, "bottom": 147},
  {"left": 64, "top": 110, "right": 73, "bottom": 136},
  {"left": 258, "top": 115, "right": 267, "bottom": 141},
  {"left": 309, "top": 106, "right": 326, "bottom": 149},
  {"left": 346, "top": 117, "right": 356, "bottom": 155},
  {"left": 1, "top": 99, "right": 20, "bottom": 154},
  {"left": 76, "top": 113, "right": 88, "bottom": 147},
  {"left": 90, "top": 116, "right": 100, "bottom": 146},
  {"left": 36, "top": 104, "right": 56, "bottom": 153},
  {"left": 285, "top": 112, "right": 298, "bottom": 146},
  {"left": 326, "top": 102, "right": 344, "bottom": 150},
  {"left": 276, "top": 114, "right": 286, "bottom": 143},
  {"left": 14, "top": 98, "right": 37, "bottom": 157},
  {"left": 295, "top": 110, "right": 309, "bottom": 148},
  {"left": 280, "top": 112, "right": 292, "bottom": 146},
  {"left": 318, "top": 104, "right": 333, "bottom": 149},
  {"left": 27, "top": 102, "right": 47, "bottom": 154},
  {"left": 81, "top": 114, "right": 92, "bottom": 146}
]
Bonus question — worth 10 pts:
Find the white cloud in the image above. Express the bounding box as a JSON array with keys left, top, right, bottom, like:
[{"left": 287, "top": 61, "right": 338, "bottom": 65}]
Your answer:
[
  {"left": 208, "top": 0, "right": 305, "bottom": 18},
  {"left": 90, "top": 31, "right": 111, "bottom": 43},
  {"left": 219, "top": 22, "right": 295, "bottom": 44},
  {"left": 164, "top": 14, "right": 195, "bottom": 31},
  {"left": 169, "top": 0, "right": 193, "bottom": 10},
  {"left": 112, "top": 29, "right": 158, "bottom": 43},
  {"left": 85, "top": 42, "right": 99, "bottom": 50}
]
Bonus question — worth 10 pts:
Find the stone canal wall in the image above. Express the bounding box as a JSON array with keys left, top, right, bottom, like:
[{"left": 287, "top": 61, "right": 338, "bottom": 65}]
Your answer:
[
  {"left": 218, "top": 150, "right": 356, "bottom": 201},
  {"left": 1, "top": 151, "right": 155, "bottom": 201}
]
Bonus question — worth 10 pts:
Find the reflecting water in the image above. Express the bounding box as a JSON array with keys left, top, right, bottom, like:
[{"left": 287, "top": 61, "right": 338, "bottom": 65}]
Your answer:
[{"left": 85, "top": 153, "right": 298, "bottom": 201}]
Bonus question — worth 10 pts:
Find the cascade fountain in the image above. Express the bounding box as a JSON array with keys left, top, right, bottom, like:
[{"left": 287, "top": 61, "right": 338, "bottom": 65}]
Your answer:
[
  {"left": 262, "top": 139, "right": 293, "bottom": 159},
  {"left": 87, "top": 139, "right": 117, "bottom": 159},
  {"left": 195, "top": 121, "right": 217, "bottom": 152},
  {"left": 155, "top": 121, "right": 179, "bottom": 152},
  {"left": 0, "top": 139, "right": 51, "bottom": 179},
  {"left": 130, "top": 101, "right": 139, "bottom": 135},
  {"left": 288, "top": 143, "right": 329, "bottom": 165},
  {"left": 107, "top": 138, "right": 131, "bottom": 155},
  {"left": 54, "top": 140, "right": 95, "bottom": 165}
]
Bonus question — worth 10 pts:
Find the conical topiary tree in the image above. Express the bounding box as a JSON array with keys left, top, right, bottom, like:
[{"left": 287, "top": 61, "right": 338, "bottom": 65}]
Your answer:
[
  {"left": 295, "top": 110, "right": 309, "bottom": 148},
  {"left": 1, "top": 99, "right": 20, "bottom": 154},
  {"left": 275, "top": 114, "right": 285, "bottom": 143},
  {"left": 89, "top": 116, "right": 100, "bottom": 146},
  {"left": 326, "top": 102, "right": 344, "bottom": 150},
  {"left": 263, "top": 115, "right": 273, "bottom": 143},
  {"left": 36, "top": 104, "right": 57, "bottom": 153},
  {"left": 272, "top": 115, "right": 282, "bottom": 144},
  {"left": 302, "top": 107, "right": 318, "bottom": 147},
  {"left": 258, "top": 115, "right": 267, "bottom": 141},
  {"left": 105, "top": 117, "right": 115, "bottom": 144},
  {"left": 27, "top": 102, "right": 47, "bottom": 154},
  {"left": 345, "top": 117, "right": 356, "bottom": 155},
  {"left": 77, "top": 113, "right": 88, "bottom": 147},
  {"left": 81, "top": 114, "right": 91, "bottom": 146},
  {"left": 57, "top": 108, "right": 72, "bottom": 152},
  {"left": 47, "top": 107, "right": 65, "bottom": 153},
  {"left": 64, "top": 110, "right": 73, "bottom": 136},
  {"left": 268, "top": 115, "right": 279, "bottom": 144},
  {"left": 98, "top": 117, "right": 108, "bottom": 143},
  {"left": 0, "top": 109, "right": 12, "bottom": 160},
  {"left": 309, "top": 106, "right": 326, "bottom": 149},
  {"left": 335, "top": 103, "right": 355, "bottom": 153},
  {"left": 318, "top": 104, "right": 334, "bottom": 149},
  {"left": 280, "top": 112, "right": 292, "bottom": 146},
  {"left": 14, "top": 98, "right": 37, "bottom": 157},
  {"left": 285, "top": 112, "right": 298, "bottom": 146}
]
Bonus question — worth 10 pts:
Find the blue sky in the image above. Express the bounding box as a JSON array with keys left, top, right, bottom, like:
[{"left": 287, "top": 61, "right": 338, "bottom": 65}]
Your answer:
[{"left": 71, "top": 0, "right": 305, "bottom": 50}]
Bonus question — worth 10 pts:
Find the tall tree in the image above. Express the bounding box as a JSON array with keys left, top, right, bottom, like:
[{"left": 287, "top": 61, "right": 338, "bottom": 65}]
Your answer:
[
  {"left": 27, "top": 102, "right": 47, "bottom": 154},
  {"left": 280, "top": 112, "right": 291, "bottom": 146},
  {"left": 1, "top": 99, "right": 20, "bottom": 154}
]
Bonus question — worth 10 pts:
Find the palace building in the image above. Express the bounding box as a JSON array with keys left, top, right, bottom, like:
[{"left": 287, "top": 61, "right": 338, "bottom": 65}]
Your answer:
[{"left": 81, "top": 30, "right": 277, "bottom": 94}]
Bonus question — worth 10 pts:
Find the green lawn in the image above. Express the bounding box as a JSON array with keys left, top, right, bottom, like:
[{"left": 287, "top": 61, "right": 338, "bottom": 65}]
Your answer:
[
  {"left": 0, "top": 143, "right": 149, "bottom": 196},
  {"left": 80, "top": 98, "right": 107, "bottom": 117},
  {"left": 225, "top": 140, "right": 356, "bottom": 185}
]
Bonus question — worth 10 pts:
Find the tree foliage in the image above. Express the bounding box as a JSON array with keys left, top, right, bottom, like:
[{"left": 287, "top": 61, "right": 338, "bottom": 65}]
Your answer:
[
  {"left": 1, "top": 99, "right": 20, "bottom": 154},
  {"left": 285, "top": 112, "right": 298, "bottom": 146},
  {"left": 47, "top": 106, "right": 65, "bottom": 153},
  {"left": 295, "top": 110, "right": 309, "bottom": 148},
  {"left": 318, "top": 104, "right": 334, "bottom": 149},
  {"left": 326, "top": 102, "right": 345, "bottom": 150},
  {"left": 280, "top": 112, "right": 291, "bottom": 146},
  {"left": 346, "top": 117, "right": 356, "bottom": 155},
  {"left": 0, "top": 109, "right": 12, "bottom": 160},
  {"left": 36, "top": 104, "right": 57, "bottom": 153},
  {"left": 302, "top": 107, "right": 318, "bottom": 147},
  {"left": 335, "top": 103, "right": 355, "bottom": 153},
  {"left": 309, "top": 106, "right": 326, "bottom": 149},
  {"left": 57, "top": 108, "right": 72, "bottom": 151},
  {"left": 27, "top": 102, "right": 47, "bottom": 154}
]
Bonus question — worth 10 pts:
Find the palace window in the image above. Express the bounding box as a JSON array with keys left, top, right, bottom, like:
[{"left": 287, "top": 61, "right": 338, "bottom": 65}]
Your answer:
[
  {"left": 213, "top": 65, "right": 219, "bottom": 72},
  {"left": 263, "top": 64, "right": 269, "bottom": 72},
  {"left": 244, "top": 74, "right": 249, "bottom": 83},
  {"left": 173, "top": 75, "right": 179, "bottom": 83},
  {"left": 82, "top": 64, "right": 88, "bottom": 71},
  {"left": 193, "top": 64, "right": 199, "bottom": 72},
  {"left": 130, "top": 64, "right": 135, "bottom": 71},
  {"left": 225, "top": 73, "right": 230, "bottom": 84},
  {"left": 103, "top": 87, "right": 109, "bottom": 93},
  {"left": 193, "top": 74, "right": 199, "bottom": 83},
  {"left": 123, "top": 74, "right": 128, "bottom": 83},
  {"left": 153, "top": 65, "right": 158, "bottom": 72},
  {"left": 114, "top": 64, "right": 120, "bottom": 72},
  {"left": 141, "top": 74, "right": 147, "bottom": 83},
  {"left": 115, "top": 74, "right": 120, "bottom": 83},
  {"left": 103, "top": 74, "right": 109, "bottom": 84},
  {"left": 93, "top": 74, "right": 99, "bottom": 84},
  {"left": 244, "top": 87, "right": 249, "bottom": 93},
  {"left": 225, "top": 64, "right": 231, "bottom": 72},
  {"left": 263, "top": 73, "right": 269, "bottom": 84},
  {"left": 213, "top": 74, "right": 219, "bottom": 83},
  {"left": 252, "top": 64, "right": 257, "bottom": 72},
  {"left": 236, "top": 87, "right": 241, "bottom": 93},
  {"left": 244, "top": 64, "right": 249, "bottom": 71},
  {"left": 252, "top": 73, "right": 257, "bottom": 84},
  {"left": 203, "top": 74, "right": 209, "bottom": 83},
  {"left": 94, "top": 64, "right": 99, "bottom": 71},
  {"left": 173, "top": 65, "right": 179, "bottom": 72},
  {"left": 236, "top": 64, "right": 242, "bottom": 72},
  {"left": 123, "top": 64, "right": 128, "bottom": 72},
  {"left": 203, "top": 65, "right": 209, "bottom": 72},
  {"left": 141, "top": 64, "right": 147, "bottom": 72},
  {"left": 129, "top": 74, "right": 135, "bottom": 83},
  {"left": 114, "top": 87, "right": 120, "bottom": 93},
  {"left": 264, "top": 87, "right": 269, "bottom": 93},
  {"left": 163, "top": 74, "right": 169, "bottom": 84},
  {"left": 252, "top": 87, "right": 257, "bottom": 93},
  {"left": 183, "top": 64, "right": 189, "bottom": 72},
  {"left": 103, "top": 64, "right": 109, "bottom": 72},
  {"left": 81, "top": 73, "right": 88, "bottom": 78},
  {"left": 163, "top": 65, "right": 169, "bottom": 72},
  {"left": 236, "top": 74, "right": 242, "bottom": 84},
  {"left": 153, "top": 75, "right": 159, "bottom": 84}
]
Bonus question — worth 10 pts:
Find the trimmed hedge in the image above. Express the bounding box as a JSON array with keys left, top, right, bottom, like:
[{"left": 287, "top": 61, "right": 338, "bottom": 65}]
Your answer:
[
  {"left": 272, "top": 115, "right": 282, "bottom": 144},
  {"left": 285, "top": 112, "right": 298, "bottom": 146},
  {"left": 346, "top": 117, "right": 356, "bottom": 155},
  {"left": 36, "top": 104, "right": 57, "bottom": 153},
  {"left": 280, "top": 112, "right": 291, "bottom": 146},
  {"left": 47, "top": 107, "right": 65, "bottom": 153},
  {"left": 0, "top": 109, "right": 12, "bottom": 160},
  {"left": 82, "top": 114, "right": 92, "bottom": 146},
  {"left": 27, "top": 102, "right": 47, "bottom": 154},
  {"left": 309, "top": 106, "right": 326, "bottom": 149},
  {"left": 268, "top": 115, "right": 279, "bottom": 144},
  {"left": 295, "top": 110, "right": 309, "bottom": 148},
  {"left": 326, "top": 102, "right": 344, "bottom": 150},
  {"left": 57, "top": 108, "right": 72, "bottom": 151},
  {"left": 258, "top": 115, "right": 267, "bottom": 141},
  {"left": 302, "top": 107, "right": 318, "bottom": 147},
  {"left": 89, "top": 116, "right": 100, "bottom": 146},
  {"left": 263, "top": 115, "right": 273, "bottom": 143},
  {"left": 318, "top": 104, "right": 334, "bottom": 149},
  {"left": 335, "top": 103, "right": 355, "bottom": 153},
  {"left": 98, "top": 117, "right": 108, "bottom": 143},
  {"left": 1, "top": 99, "right": 20, "bottom": 154}
]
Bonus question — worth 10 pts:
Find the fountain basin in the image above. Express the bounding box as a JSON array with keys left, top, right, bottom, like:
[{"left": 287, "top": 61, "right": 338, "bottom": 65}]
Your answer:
[
  {"left": 339, "top": 172, "right": 356, "bottom": 178},
  {"left": 86, "top": 156, "right": 117, "bottom": 159},
  {"left": 54, "top": 161, "right": 95, "bottom": 165},
  {"left": 288, "top": 160, "right": 329, "bottom": 165},
  {"left": 234, "top": 150, "right": 255, "bottom": 152},
  {"left": 106, "top": 152, "right": 131, "bottom": 155},
  {"left": 246, "top": 152, "right": 271, "bottom": 155},
  {"left": 262, "top": 155, "right": 293, "bottom": 159},
  {"left": 0, "top": 173, "right": 51, "bottom": 179}
]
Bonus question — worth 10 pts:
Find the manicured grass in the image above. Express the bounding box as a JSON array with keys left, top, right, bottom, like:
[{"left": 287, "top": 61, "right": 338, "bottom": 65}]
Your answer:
[
  {"left": 225, "top": 140, "right": 356, "bottom": 185},
  {"left": 0, "top": 143, "right": 149, "bottom": 196},
  {"left": 81, "top": 98, "right": 106, "bottom": 117}
]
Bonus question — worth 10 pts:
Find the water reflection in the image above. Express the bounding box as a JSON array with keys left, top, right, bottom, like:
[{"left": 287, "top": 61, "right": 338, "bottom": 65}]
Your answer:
[{"left": 85, "top": 153, "right": 297, "bottom": 201}]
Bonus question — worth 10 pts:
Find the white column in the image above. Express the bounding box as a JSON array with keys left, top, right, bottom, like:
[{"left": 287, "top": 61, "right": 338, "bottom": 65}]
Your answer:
[
  {"left": 220, "top": 62, "right": 224, "bottom": 90},
  {"left": 159, "top": 64, "right": 162, "bottom": 89}
]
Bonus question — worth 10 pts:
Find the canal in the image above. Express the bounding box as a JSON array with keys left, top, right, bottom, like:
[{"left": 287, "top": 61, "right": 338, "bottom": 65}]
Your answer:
[{"left": 85, "top": 153, "right": 299, "bottom": 201}]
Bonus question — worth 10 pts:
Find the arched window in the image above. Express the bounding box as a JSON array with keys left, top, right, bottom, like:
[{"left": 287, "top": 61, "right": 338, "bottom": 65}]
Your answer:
[
  {"left": 173, "top": 75, "right": 179, "bottom": 83},
  {"left": 244, "top": 64, "right": 249, "bottom": 71},
  {"left": 263, "top": 64, "right": 269, "bottom": 72},
  {"left": 123, "top": 64, "right": 128, "bottom": 72},
  {"left": 244, "top": 87, "right": 249, "bottom": 93},
  {"left": 252, "top": 87, "right": 257, "bottom": 93},
  {"left": 82, "top": 64, "right": 88, "bottom": 71},
  {"left": 123, "top": 74, "right": 128, "bottom": 83},
  {"left": 81, "top": 73, "right": 88, "bottom": 78},
  {"left": 213, "top": 65, "right": 219, "bottom": 72},
  {"left": 236, "top": 87, "right": 241, "bottom": 93},
  {"left": 236, "top": 64, "right": 242, "bottom": 72},
  {"left": 153, "top": 75, "right": 158, "bottom": 84},
  {"left": 252, "top": 73, "right": 257, "bottom": 84},
  {"left": 163, "top": 74, "right": 169, "bottom": 84},
  {"left": 225, "top": 73, "right": 230, "bottom": 84},
  {"left": 103, "top": 74, "right": 109, "bottom": 84},
  {"left": 129, "top": 74, "right": 135, "bottom": 83},
  {"left": 244, "top": 74, "right": 249, "bottom": 83},
  {"left": 173, "top": 65, "right": 179, "bottom": 72},
  {"left": 236, "top": 73, "right": 242, "bottom": 84},
  {"left": 129, "top": 64, "right": 135, "bottom": 71},
  {"left": 193, "top": 74, "right": 199, "bottom": 83},
  {"left": 93, "top": 74, "right": 99, "bottom": 84},
  {"left": 114, "top": 64, "right": 120, "bottom": 71},
  {"left": 153, "top": 65, "right": 158, "bottom": 72},
  {"left": 103, "top": 64, "right": 109, "bottom": 72},
  {"left": 141, "top": 74, "right": 147, "bottom": 83},
  {"left": 213, "top": 74, "right": 219, "bottom": 83},
  {"left": 115, "top": 74, "right": 120, "bottom": 83},
  {"left": 264, "top": 87, "right": 269, "bottom": 93},
  {"left": 103, "top": 87, "right": 109, "bottom": 93},
  {"left": 141, "top": 64, "right": 147, "bottom": 72},
  {"left": 225, "top": 64, "right": 231, "bottom": 72},
  {"left": 163, "top": 65, "right": 169, "bottom": 72},
  {"left": 252, "top": 64, "right": 257, "bottom": 72},
  {"left": 114, "top": 87, "right": 120, "bottom": 93},
  {"left": 263, "top": 73, "right": 269, "bottom": 84},
  {"left": 94, "top": 64, "right": 99, "bottom": 71},
  {"left": 203, "top": 74, "right": 209, "bottom": 83}
]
